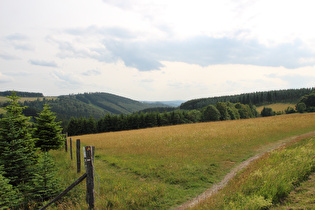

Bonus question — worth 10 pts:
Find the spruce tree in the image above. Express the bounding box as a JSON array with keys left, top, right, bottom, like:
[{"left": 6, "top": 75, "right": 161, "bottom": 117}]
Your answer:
[
  {"left": 0, "top": 92, "right": 37, "bottom": 204},
  {"left": 0, "top": 165, "right": 21, "bottom": 209},
  {"left": 30, "top": 152, "right": 61, "bottom": 203},
  {"left": 33, "top": 104, "right": 63, "bottom": 152}
]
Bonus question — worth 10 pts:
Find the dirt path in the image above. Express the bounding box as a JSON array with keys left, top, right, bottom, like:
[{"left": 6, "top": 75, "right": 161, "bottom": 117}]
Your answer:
[{"left": 175, "top": 131, "right": 315, "bottom": 210}]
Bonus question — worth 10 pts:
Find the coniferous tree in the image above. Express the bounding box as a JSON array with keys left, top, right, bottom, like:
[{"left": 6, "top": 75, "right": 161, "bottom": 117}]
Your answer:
[
  {"left": 0, "top": 165, "right": 21, "bottom": 209},
  {"left": 33, "top": 104, "right": 63, "bottom": 152},
  {"left": 0, "top": 92, "right": 37, "bottom": 199},
  {"left": 30, "top": 152, "right": 61, "bottom": 203}
]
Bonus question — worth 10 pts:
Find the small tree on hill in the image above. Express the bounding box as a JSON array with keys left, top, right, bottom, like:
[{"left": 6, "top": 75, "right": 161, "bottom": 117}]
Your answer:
[{"left": 33, "top": 104, "right": 64, "bottom": 152}]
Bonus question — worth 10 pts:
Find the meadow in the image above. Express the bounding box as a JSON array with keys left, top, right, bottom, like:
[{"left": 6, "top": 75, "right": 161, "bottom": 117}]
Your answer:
[
  {"left": 195, "top": 135, "right": 315, "bottom": 209},
  {"left": 256, "top": 103, "right": 295, "bottom": 113},
  {"left": 52, "top": 113, "right": 315, "bottom": 209}
]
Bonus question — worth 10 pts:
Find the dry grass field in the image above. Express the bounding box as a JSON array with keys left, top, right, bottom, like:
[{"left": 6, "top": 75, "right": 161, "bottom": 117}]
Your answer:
[
  {"left": 256, "top": 103, "right": 295, "bottom": 113},
  {"left": 54, "top": 113, "right": 315, "bottom": 209}
]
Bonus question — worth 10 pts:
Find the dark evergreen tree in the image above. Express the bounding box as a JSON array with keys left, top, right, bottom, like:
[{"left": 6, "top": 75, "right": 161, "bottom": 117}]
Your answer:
[
  {"left": 30, "top": 152, "right": 61, "bottom": 203},
  {"left": 33, "top": 104, "right": 63, "bottom": 152},
  {"left": 0, "top": 92, "right": 37, "bottom": 200},
  {"left": 0, "top": 165, "right": 21, "bottom": 209}
]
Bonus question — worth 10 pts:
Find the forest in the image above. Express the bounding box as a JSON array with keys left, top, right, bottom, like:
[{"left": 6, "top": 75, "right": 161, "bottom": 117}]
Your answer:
[{"left": 180, "top": 87, "right": 315, "bottom": 110}]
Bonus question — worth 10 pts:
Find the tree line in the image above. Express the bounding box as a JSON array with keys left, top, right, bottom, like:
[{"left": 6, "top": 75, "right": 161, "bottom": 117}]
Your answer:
[
  {"left": 0, "top": 93, "right": 64, "bottom": 209},
  {"left": 66, "top": 102, "right": 258, "bottom": 136},
  {"left": 0, "top": 91, "right": 44, "bottom": 97},
  {"left": 180, "top": 88, "right": 315, "bottom": 110}
]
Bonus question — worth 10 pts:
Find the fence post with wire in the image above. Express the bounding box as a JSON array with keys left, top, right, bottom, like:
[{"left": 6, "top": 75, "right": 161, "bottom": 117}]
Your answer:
[{"left": 40, "top": 145, "right": 95, "bottom": 210}]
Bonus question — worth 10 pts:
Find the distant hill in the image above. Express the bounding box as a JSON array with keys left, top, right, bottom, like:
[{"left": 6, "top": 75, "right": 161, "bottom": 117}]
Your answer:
[
  {"left": 0, "top": 91, "right": 170, "bottom": 127},
  {"left": 180, "top": 88, "right": 315, "bottom": 110},
  {"left": 142, "top": 100, "right": 185, "bottom": 107},
  {"left": 72, "top": 92, "right": 169, "bottom": 114}
]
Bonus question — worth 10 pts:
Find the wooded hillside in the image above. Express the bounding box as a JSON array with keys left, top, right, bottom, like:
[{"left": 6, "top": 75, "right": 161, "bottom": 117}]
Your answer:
[{"left": 180, "top": 88, "right": 315, "bottom": 110}]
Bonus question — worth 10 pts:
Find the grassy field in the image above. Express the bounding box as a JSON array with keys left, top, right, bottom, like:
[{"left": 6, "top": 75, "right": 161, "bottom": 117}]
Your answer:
[
  {"left": 256, "top": 103, "right": 295, "bottom": 113},
  {"left": 51, "top": 113, "right": 315, "bottom": 209},
  {"left": 196, "top": 136, "right": 315, "bottom": 209}
]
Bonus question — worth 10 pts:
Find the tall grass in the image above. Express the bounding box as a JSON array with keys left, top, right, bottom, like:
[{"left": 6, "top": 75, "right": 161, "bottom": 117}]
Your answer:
[
  {"left": 54, "top": 113, "right": 315, "bottom": 209},
  {"left": 196, "top": 136, "right": 315, "bottom": 209}
]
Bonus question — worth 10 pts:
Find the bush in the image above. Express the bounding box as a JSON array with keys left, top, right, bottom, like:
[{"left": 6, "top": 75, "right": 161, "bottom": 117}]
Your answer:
[
  {"left": 261, "top": 107, "right": 275, "bottom": 117},
  {"left": 285, "top": 106, "right": 296, "bottom": 114}
]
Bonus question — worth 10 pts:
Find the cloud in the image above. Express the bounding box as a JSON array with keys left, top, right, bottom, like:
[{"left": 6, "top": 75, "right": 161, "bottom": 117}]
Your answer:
[
  {"left": 82, "top": 69, "right": 101, "bottom": 76},
  {"left": 266, "top": 73, "right": 315, "bottom": 88},
  {"left": 0, "top": 73, "right": 13, "bottom": 83},
  {"left": 6, "top": 33, "right": 29, "bottom": 41},
  {"left": 5, "top": 33, "right": 34, "bottom": 51},
  {"left": 0, "top": 52, "right": 19, "bottom": 60},
  {"left": 52, "top": 70, "right": 82, "bottom": 87},
  {"left": 100, "top": 36, "right": 315, "bottom": 71},
  {"left": 29, "top": 60, "right": 58, "bottom": 68},
  {"left": 48, "top": 23, "right": 315, "bottom": 72}
]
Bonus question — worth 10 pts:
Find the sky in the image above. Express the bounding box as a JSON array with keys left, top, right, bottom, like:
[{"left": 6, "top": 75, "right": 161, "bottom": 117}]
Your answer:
[{"left": 1, "top": 0, "right": 315, "bottom": 101}]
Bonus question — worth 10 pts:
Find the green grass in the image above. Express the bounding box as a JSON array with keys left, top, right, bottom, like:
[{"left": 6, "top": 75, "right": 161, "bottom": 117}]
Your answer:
[
  {"left": 196, "top": 136, "right": 315, "bottom": 209},
  {"left": 51, "top": 113, "right": 315, "bottom": 209},
  {"left": 273, "top": 172, "right": 315, "bottom": 209}
]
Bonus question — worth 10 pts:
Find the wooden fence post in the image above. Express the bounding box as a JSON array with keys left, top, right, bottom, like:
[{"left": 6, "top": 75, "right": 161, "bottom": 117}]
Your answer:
[
  {"left": 85, "top": 146, "right": 95, "bottom": 209},
  {"left": 65, "top": 137, "right": 68, "bottom": 152},
  {"left": 76, "top": 139, "right": 81, "bottom": 173},
  {"left": 70, "top": 138, "right": 73, "bottom": 160}
]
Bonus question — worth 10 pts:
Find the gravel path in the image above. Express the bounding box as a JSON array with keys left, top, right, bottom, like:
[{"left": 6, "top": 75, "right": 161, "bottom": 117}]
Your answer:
[{"left": 175, "top": 131, "right": 315, "bottom": 209}]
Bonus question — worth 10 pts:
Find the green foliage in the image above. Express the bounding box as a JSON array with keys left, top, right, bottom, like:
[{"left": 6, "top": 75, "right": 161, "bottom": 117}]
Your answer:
[
  {"left": 0, "top": 92, "right": 37, "bottom": 188},
  {"left": 261, "top": 107, "right": 275, "bottom": 117},
  {"left": 216, "top": 102, "right": 230, "bottom": 121},
  {"left": 0, "top": 92, "right": 64, "bottom": 209},
  {"left": 30, "top": 152, "right": 61, "bottom": 203},
  {"left": 296, "top": 102, "right": 306, "bottom": 113},
  {"left": 33, "top": 104, "right": 64, "bottom": 151},
  {"left": 0, "top": 166, "right": 21, "bottom": 209},
  {"left": 297, "top": 91, "right": 315, "bottom": 112},
  {"left": 202, "top": 105, "right": 221, "bottom": 121}
]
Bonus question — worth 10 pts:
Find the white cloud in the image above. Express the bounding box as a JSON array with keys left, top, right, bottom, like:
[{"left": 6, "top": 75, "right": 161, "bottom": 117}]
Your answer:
[
  {"left": 29, "top": 60, "right": 58, "bottom": 68},
  {"left": 1, "top": 0, "right": 315, "bottom": 100},
  {"left": 0, "top": 72, "right": 13, "bottom": 83}
]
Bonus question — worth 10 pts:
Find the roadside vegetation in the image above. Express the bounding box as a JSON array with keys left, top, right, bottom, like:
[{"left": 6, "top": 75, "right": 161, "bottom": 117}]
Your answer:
[
  {"left": 273, "top": 172, "right": 315, "bottom": 209},
  {"left": 195, "top": 136, "right": 315, "bottom": 209}
]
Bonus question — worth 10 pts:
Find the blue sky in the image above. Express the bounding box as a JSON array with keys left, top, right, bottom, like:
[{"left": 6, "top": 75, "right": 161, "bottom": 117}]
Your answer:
[{"left": 1, "top": 0, "right": 315, "bottom": 101}]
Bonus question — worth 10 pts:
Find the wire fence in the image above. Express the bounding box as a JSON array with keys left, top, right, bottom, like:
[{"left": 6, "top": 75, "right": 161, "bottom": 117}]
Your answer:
[{"left": 0, "top": 138, "right": 96, "bottom": 209}]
